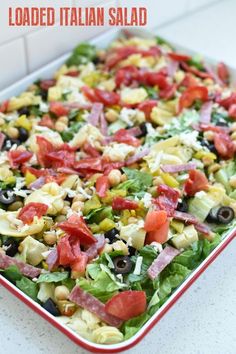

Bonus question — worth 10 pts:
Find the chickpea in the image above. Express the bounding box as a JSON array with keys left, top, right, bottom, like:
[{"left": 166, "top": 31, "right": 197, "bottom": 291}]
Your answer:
[
  {"left": 105, "top": 109, "right": 119, "bottom": 123},
  {"left": 231, "top": 131, "right": 236, "bottom": 140},
  {"left": 73, "top": 193, "right": 86, "bottom": 203},
  {"left": 7, "top": 126, "right": 19, "bottom": 139},
  {"left": 108, "top": 169, "right": 122, "bottom": 186},
  {"left": 55, "top": 215, "right": 66, "bottom": 223},
  {"left": 58, "top": 116, "right": 68, "bottom": 125},
  {"left": 54, "top": 285, "right": 70, "bottom": 301},
  {"left": 203, "top": 131, "right": 214, "bottom": 141},
  {"left": 231, "top": 122, "right": 236, "bottom": 132},
  {"left": 71, "top": 201, "right": 84, "bottom": 212},
  {"left": 55, "top": 121, "right": 67, "bottom": 132},
  {"left": 229, "top": 175, "right": 236, "bottom": 188},
  {"left": 208, "top": 163, "right": 221, "bottom": 174},
  {"left": 43, "top": 232, "right": 57, "bottom": 245},
  {"left": 120, "top": 174, "right": 127, "bottom": 182},
  {"left": 7, "top": 201, "right": 23, "bottom": 211},
  {"left": 202, "top": 157, "right": 214, "bottom": 166},
  {"left": 153, "top": 176, "right": 164, "bottom": 186}
]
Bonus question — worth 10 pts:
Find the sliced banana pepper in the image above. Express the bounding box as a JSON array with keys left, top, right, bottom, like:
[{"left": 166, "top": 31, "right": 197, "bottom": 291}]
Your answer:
[{"left": 0, "top": 211, "right": 44, "bottom": 237}]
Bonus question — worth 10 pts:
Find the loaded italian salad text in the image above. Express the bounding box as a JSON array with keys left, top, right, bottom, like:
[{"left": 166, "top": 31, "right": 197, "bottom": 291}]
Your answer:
[{"left": 0, "top": 34, "right": 236, "bottom": 345}]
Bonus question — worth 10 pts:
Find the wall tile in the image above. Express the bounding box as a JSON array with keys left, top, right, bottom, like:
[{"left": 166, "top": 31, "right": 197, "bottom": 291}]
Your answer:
[
  {"left": 188, "top": 0, "right": 219, "bottom": 11},
  {"left": 117, "top": 0, "right": 189, "bottom": 28},
  {"left": 0, "top": 38, "right": 27, "bottom": 90},
  {"left": 26, "top": 1, "right": 116, "bottom": 72},
  {"left": 0, "top": 0, "right": 73, "bottom": 44}
]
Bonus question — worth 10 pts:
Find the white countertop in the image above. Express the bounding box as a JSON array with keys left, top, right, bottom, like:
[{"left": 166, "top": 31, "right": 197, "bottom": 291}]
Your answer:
[{"left": 1, "top": 1, "right": 236, "bottom": 353}]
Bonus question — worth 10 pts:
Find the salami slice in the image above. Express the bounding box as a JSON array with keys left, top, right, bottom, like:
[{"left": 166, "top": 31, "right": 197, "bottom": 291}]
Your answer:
[
  {"left": 147, "top": 245, "right": 180, "bottom": 280},
  {"left": 69, "top": 286, "right": 123, "bottom": 328},
  {"left": 85, "top": 234, "right": 105, "bottom": 261},
  {"left": 173, "top": 210, "right": 211, "bottom": 235},
  {"left": 161, "top": 162, "right": 197, "bottom": 173},
  {"left": 0, "top": 252, "right": 41, "bottom": 278}
]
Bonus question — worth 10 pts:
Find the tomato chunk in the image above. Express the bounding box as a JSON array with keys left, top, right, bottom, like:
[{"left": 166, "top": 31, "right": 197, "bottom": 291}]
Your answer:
[
  {"left": 18, "top": 203, "right": 48, "bottom": 224},
  {"left": 94, "top": 88, "right": 120, "bottom": 107},
  {"left": 228, "top": 104, "right": 236, "bottom": 120},
  {"left": 217, "top": 62, "right": 229, "bottom": 85},
  {"left": 115, "top": 65, "right": 139, "bottom": 87},
  {"left": 144, "top": 210, "right": 167, "bottom": 232},
  {"left": 39, "top": 114, "right": 55, "bottom": 129},
  {"left": 71, "top": 252, "right": 88, "bottom": 276},
  {"left": 40, "top": 79, "right": 56, "bottom": 91},
  {"left": 58, "top": 214, "right": 96, "bottom": 246},
  {"left": 50, "top": 102, "right": 69, "bottom": 117},
  {"left": 178, "top": 86, "right": 208, "bottom": 113},
  {"left": 184, "top": 170, "right": 209, "bottom": 196},
  {"left": 145, "top": 219, "right": 170, "bottom": 245},
  {"left": 138, "top": 100, "right": 157, "bottom": 119},
  {"left": 96, "top": 175, "right": 110, "bottom": 198},
  {"left": 105, "top": 291, "right": 146, "bottom": 321},
  {"left": 112, "top": 197, "right": 139, "bottom": 210},
  {"left": 214, "top": 132, "right": 235, "bottom": 159},
  {"left": 168, "top": 52, "right": 191, "bottom": 62}
]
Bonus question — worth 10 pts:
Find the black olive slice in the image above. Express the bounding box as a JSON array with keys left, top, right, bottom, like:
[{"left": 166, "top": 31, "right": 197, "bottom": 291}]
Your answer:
[
  {"left": 217, "top": 206, "right": 235, "bottom": 224},
  {"left": 0, "top": 190, "right": 16, "bottom": 205},
  {"left": 137, "top": 123, "right": 148, "bottom": 138},
  {"left": 206, "top": 208, "right": 218, "bottom": 223},
  {"left": 42, "top": 298, "right": 60, "bottom": 316},
  {"left": 113, "top": 256, "right": 132, "bottom": 274},
  {"left": 177, "top": 199, "right": 188, "bottom": 213},
  {"left": 18, "top": 107, "right": 30, "bottom": 116},
  {"left": 3, "top": 239, "right": 19, "bottom": 257},
  {"left": 104, "top": 228, "right": 119, "bottom": 243},
  {"left": 18, "top": 127, "right": 29, "bottom": 142}
]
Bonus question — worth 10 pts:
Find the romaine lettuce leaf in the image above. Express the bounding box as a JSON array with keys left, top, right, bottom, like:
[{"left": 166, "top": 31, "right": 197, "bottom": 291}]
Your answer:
[
  {"left": 122, "top": 312, "right": 150, "bottom": 340},
  {"left": 37, "top": 271, "right": 69, "bottom": 283}
]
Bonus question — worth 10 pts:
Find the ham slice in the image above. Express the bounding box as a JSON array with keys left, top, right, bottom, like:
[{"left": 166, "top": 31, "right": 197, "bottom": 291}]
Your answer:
[
  {"left": 0, "top": 132, "right": 5, "bottom": 150},
  {"left": 127, "top": 126, "right": 142, "bottom": 137},
  {"left": 199, "top": 101, "right": 213, "bottom": 124},
  {"left": 69, "top": 286, "right": 123, "bottom": 327},
  {"left": 46, "top": 248, "right": 59, "bottom": 271},
  {"left": 167, "top": 60, "right": 179, "bottom": 78},
  {"left": 0, "top": 252, "right": 41, "bottom": 278},
  {"left": 147, "top": 246, "right": 180, "bottom": 280},
  {"left": 100, "top": 112, "right": 108, "bottom": 136},
  {"left": 125, "top": 147, "right": 150, "bottom": 166},
  {"left": 64, "top": 102, "right": 92, "bottom": 110},
  {"left": 88, "top": 102, "right": 104, "bottom": 126},
  {"left": 161, "top": 162, "right": 197, "bottom": 173},
  {"left": 29, "top": 176, "right": 46, "bottom": 190},
  {"left": 173, "top": 210, "right": 211, "bottom": 235},
  {"left": 85, "top": 234, "right": 105, "bottom": 261}
]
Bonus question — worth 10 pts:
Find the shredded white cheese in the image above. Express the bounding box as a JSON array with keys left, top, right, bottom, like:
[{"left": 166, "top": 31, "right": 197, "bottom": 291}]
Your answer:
[{"left": 133, "top": 256, "right": 143, "bottom": 275}]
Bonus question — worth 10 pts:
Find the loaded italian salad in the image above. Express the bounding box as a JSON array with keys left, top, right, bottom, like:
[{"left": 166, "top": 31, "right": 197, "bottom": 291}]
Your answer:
[{"left": 0, "top": 34, "right": 236, "bottom": 345}]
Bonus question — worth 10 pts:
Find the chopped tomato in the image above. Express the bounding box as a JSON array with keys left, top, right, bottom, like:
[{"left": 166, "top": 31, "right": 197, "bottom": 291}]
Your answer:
[
  {"left": 214, "top": 132, "right": 235, "bottom": 159},
  {"left": 18, "top": 203, "right": 48, "bottom": 224},
  {"left": 40, "top": 79, "right": 56, "bottom": 91},
  {"left": 96, "top": 175, "right": 110, "bottom": 198},
  {"left": 217, "top": 93, "right": 236, "bottom": 109},
  {"left": 71, "top": 252, "right": 88, "bottom": 276},
  {"left": 178, "top": 86, "right": 208, "bottom": 113},
  {"left": 57, "top": 235, "right": 76, "bottom": 266},
  {"left": 49, "top": 102, "right": 69, "bottom": 117},
  {"left": 103, "top": 161, "right": 125, "bottom": 175},
  {"left": 8, "top": 150, "right": 33, "bottom": 169},
  {"left": 155, "top": 185, "right": 180, "bottom": 217},
  {"left": 179, "top": 73, "right": 198, "bottom": 88},
  {"left": 46, "top": 149, "right": 75, "bottom": 169},
  {"left": 144, "top": 210, "right": 167, "bottom": 232},
  {"left": 159, "top": 83, "right": 176, "bottom": 100},
  {"left": 58, "top": 214, "right": 97, "bottom": 246},
  {"left": 229, "top": 104, "right": 236, "bottom": 120},
  {"left": 184, "top": 170, "right": 209, "bottom": 196},
  {"left": 200, "top": 124, "right": 226, "bottom": 133},
  {"left": 0, "top": 100, "right": 9, "bottom": 113},
  {"left": 181, "top": 62, "right": 212, "bottom": 79},
  {"left": 140, "top": 71, "right": 168, "bottom": 89},
  {"left": 94, "top": 88, "right": 120, "bottom": 107},
  {"left": 66, "top": 70, "right": 79, "bottom": 77},
  {"left": 217, "top": 62, "right": 229, "bottom": 85},
  {"left": 81, "top": 86, "right": 98, "bottom": 102},
  {"left": 115, "top": 65, "right": 139, "bottom": 87},
  {"left": 138, "top": 100, "right": 157, "bottom": 119},
  {"left": 105, "top": 291, "right": 146, "bottom": 321},
  {"left": 145, "top": 219, "right": 170, "bottom": 244},
  {"left": 112, "top": 197, "right": 139, "bottom": 210},
  {"left": 39, "top": 114, "right": 55, "bottom": 129},
  {"left": 168, "top": 52, "right": 191, "bottom": 62},
  {"left": 113, "top": 129, "right": 141, "bottom": 147}
]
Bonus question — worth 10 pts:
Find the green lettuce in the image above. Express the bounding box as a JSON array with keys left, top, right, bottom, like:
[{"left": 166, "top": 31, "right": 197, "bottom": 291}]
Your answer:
[
  {"left": 37, "top": 271, "right": 69, "bottom": 283},
  {"left": 122, "top": 312, "right": 150, "bottom": 340},
  {"left": 122, "top": 168, "right": 152, "bottom": 192}
]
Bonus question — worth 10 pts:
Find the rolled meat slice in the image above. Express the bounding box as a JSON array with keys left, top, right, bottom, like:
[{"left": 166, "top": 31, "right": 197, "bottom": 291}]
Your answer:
[
  {"left": 69, "top": 286, "right": 123, "bottom": 328},
  {"left": 0, "top": 252, "right": 41, "bottom": 278},
  {"left": 199, "top": 101, "right": 213, "bottom": 124},
  {"left": 88, "top": 102, "right": 104, "bottom": 126},
  {"left": 85, "top": 234, "right": 105, "bottom": 261},
  {"left": 147, "top": 245, "right": 180, "bottom": 280},
  {"left": 125, "top": 147, "right": 150, "bottom": 166},
  {"left": 173, "top": 210, "right": 211, "bottom": 235}
]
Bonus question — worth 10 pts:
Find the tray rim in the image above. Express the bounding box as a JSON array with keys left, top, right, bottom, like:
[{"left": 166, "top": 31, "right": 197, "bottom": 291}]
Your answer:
[{"left": 0, "top": 27, "right": 236, "bottom": 353}]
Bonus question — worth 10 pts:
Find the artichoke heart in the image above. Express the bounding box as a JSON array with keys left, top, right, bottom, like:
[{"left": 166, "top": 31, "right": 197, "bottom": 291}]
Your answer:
[{"left": 0, "top": 211, "right": 45, "bottom": 237}]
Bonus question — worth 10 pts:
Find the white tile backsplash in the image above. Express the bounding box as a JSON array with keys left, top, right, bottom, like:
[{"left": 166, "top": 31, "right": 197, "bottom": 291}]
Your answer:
[
  {"left": 0, "top": 38, "right": 27, "bottom": 90},
  {"left": 0, "top": 0, "right": 224, "bottom": 90}
]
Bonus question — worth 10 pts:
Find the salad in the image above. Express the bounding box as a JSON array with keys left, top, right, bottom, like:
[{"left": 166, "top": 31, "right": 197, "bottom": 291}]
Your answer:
[{"left": 0, "top": 34, "right": 236, "bottom": 345}]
